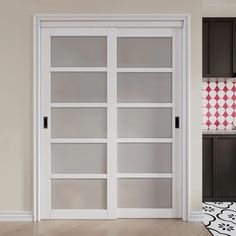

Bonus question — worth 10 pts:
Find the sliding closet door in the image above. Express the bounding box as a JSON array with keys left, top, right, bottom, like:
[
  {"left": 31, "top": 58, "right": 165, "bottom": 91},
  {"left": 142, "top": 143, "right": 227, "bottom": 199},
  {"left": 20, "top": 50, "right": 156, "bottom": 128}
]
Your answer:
[
  {"left": 116, "top": 28, "right": 181, "bottom": 218},
  {"left": 40, "top": 28, "right": 117, "bottom": 219},
  {"left": 40, "top": 26, "right": 182, "bottom": 219}
]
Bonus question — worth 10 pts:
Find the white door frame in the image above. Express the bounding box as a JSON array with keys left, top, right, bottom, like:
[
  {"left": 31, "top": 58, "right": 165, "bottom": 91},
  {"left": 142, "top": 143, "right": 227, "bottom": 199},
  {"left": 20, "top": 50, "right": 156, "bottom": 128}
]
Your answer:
[{"left": 33, "top": 14, "right": 190, "bottom": 222}]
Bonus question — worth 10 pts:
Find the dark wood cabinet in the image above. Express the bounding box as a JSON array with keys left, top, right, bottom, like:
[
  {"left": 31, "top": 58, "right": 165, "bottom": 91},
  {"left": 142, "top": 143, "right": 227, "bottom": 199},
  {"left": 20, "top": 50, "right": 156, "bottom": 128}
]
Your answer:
[
  {"left": 203, "top": 20, "right": 210, "bottom": 77},
  {"left": 203, "top": 134, "right": 236, "bottom": 201},
  {"left": 215, "top": 137, "right": 236, "bottom": 199},
  {"left": 203, "top": 136, "right": 214, "bottom": 199},
  {"left": 203, "top": 18, "right": 236, "bottom": 78}
]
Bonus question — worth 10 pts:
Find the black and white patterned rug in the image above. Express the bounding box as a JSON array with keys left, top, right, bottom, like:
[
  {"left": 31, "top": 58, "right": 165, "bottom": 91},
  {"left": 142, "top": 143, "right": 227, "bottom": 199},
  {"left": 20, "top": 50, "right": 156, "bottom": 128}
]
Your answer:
[{"left": 203, "top": 202, "right": 236, "bottom": 236}]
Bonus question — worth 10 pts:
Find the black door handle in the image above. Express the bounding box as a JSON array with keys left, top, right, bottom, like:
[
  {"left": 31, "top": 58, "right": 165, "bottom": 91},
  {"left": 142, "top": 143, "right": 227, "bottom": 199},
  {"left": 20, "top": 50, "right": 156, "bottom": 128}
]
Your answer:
[
  {"left": 43, "top": 117, "right": 48, "bottom": 129},
  {"left": 175, "top": 117, "right": 180, "bottom": 129}
]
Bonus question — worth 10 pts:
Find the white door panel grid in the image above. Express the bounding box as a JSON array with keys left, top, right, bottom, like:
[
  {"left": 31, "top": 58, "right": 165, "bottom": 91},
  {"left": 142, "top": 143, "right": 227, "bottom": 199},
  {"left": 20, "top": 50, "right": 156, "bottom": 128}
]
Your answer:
[{"left": 35, "top": 15, "right": 189, "bottom": 221}]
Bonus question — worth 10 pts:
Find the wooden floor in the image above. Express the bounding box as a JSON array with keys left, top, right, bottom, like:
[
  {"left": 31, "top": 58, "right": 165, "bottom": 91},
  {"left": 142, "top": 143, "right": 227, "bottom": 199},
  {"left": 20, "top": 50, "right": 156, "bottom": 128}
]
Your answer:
[{"left": 0, "top": 219, "right": 211, "bottom": 236}]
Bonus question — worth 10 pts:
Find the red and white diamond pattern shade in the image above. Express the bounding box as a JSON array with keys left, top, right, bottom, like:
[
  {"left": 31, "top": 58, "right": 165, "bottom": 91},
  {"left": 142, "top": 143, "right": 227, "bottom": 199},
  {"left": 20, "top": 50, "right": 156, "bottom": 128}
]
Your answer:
[{"left": 202, "top": 81, "right": 236, "bottom": 130}]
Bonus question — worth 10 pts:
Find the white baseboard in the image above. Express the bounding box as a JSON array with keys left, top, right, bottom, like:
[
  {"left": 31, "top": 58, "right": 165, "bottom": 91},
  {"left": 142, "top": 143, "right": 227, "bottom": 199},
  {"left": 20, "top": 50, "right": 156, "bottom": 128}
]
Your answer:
[
  {"left": 0, "top": 211, "right": 33, "bottom": 221},
  {"left": 189, "top": 211, "right": 203, "bottom": 222},
  {"left": 0, "top": 211, "right": 203, "bottom": 222}
]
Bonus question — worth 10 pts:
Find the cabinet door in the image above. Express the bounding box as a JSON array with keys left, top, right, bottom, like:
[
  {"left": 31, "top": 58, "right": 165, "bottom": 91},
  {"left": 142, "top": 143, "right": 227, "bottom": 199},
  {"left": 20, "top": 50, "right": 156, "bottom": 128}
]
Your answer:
[
  {"left": 203, "top": 19, "right": 234, "bottom": 77},
  {"left": 211, "top": 20, "right": 234, "bottom": 77},
  {"left": 203, "top": 21, "right": 210, "bottom": 77},
  {"left": 202, "top": 137, "right": 214, "bottom": 200},
  {"left": 216, "top": 137, "right": 236, "bottom": 199}
]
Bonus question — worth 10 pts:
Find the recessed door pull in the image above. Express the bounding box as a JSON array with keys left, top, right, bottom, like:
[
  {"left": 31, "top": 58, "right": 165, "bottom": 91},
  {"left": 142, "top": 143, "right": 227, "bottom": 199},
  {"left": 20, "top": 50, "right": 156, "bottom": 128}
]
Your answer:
[
  {"left": 43, "top": 116, "right": 48, "bottom": 129},
  {"left": 175, "top": 116, "right": 180, "bottom": 129}
]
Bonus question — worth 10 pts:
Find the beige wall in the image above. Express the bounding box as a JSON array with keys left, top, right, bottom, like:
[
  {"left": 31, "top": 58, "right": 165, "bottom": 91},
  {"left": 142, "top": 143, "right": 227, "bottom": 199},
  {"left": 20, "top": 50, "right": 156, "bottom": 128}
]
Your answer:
[
  {"left": 203, "top": 0, "right": 236, "bottom": 16},
  {"left": 0, "top": 0, "right": 202, "bottom": 213}
]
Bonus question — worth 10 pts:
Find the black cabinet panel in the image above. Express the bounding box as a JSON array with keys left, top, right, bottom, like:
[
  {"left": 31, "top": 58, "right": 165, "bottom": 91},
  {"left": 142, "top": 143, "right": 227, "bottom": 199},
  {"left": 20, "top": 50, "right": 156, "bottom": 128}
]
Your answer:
[
  {"left": 203, "top": 21, "right": 210, "bottom": 77},
  {"left": 203, "top": 137, "right": 214, "bottom": 199},
  {"left": 203, "top": 134, "right": 236, "bottom": 201},
  {"left": 216, "top": 137, "right": 236, "bottom": 198},
  {"left": 203, "top": 18, "right": 235, "bottom": 78},
  {"left": 211, "top": 21, "right": 233, "bottom": 77},
  {"left": 234, "top": 21, "right": 236, "bottom": 74}
]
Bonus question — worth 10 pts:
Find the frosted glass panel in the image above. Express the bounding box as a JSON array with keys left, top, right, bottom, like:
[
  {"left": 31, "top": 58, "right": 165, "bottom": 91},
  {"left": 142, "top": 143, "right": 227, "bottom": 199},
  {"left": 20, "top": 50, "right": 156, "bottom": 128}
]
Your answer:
[
  {"left": 52, "top": 180, "right": 106, "bottom": 209},
  {"left": 118, "top": 178, "right": 172, "bottom": 208},
  {"left": 51, "top": 36, "right": 107, "bottom": 67},
  {"left": 51, "top": 108, "right": 107, "bottom": 138},
  {"left": 117, "top": 37, "right": 172, "bottom": 68},
  {"left": 118, "top": 144, "right": 172, "bottom": 173},
  {"left": 118, "top": 108, "right": 172, "bottom": 138},
  {"left": 52, "top": 144, "right": 106, "bottom": 174},
  {"left": 118, "top": 73, "right": 172, "bottom": 103},
  {"left": 51, "top": 72, "right": 107, "bottom": 103}
]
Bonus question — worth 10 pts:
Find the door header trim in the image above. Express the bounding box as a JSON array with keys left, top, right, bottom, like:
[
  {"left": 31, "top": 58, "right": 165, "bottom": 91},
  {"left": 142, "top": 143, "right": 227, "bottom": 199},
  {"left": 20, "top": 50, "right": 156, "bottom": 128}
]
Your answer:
[{"left": 35, "top": 14, "right": 187, "bottom": 28}]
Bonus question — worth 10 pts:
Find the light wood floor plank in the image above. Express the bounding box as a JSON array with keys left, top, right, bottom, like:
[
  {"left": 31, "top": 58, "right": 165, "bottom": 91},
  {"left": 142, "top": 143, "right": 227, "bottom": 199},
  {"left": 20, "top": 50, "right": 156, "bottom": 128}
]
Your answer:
[
  {"left": 136, "top": 219, "right": 178, "bottom": 236},
  {"left": 198, "top": 227, "right": 212, "bottom": 236},
  {"left": 176, "top": 222, "right": 206, "bottom": 236},
  {"left": 0, "top": 222, "right": 29, "bottom": 235},
  {"left": 0, "top": 220, "right": 211, "bottom": 236}
]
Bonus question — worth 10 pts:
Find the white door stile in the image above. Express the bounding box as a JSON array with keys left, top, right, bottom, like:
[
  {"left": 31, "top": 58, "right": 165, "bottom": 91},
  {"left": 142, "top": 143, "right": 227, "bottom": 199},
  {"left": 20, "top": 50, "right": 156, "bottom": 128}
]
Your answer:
[
  {"left": 107, "top": 28, "right": 118, "bottom": 219},
  {"left": 181, "top": 18, "right": 188, "bottom": 221},
  {"left": 167, "top": 27, "right": 182, "bottom": 218},
  {"left": 171, "top": 28, "right": 177, "bottom": 218},
  {"left": 36, "top": 22, "right": 41, "bottom": 221},
  {"left": 40, "top": 28, "right": 51, "bottom": 219},
  {"left": 173, "top": 27, "right": 183, "bottom": 218}
]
